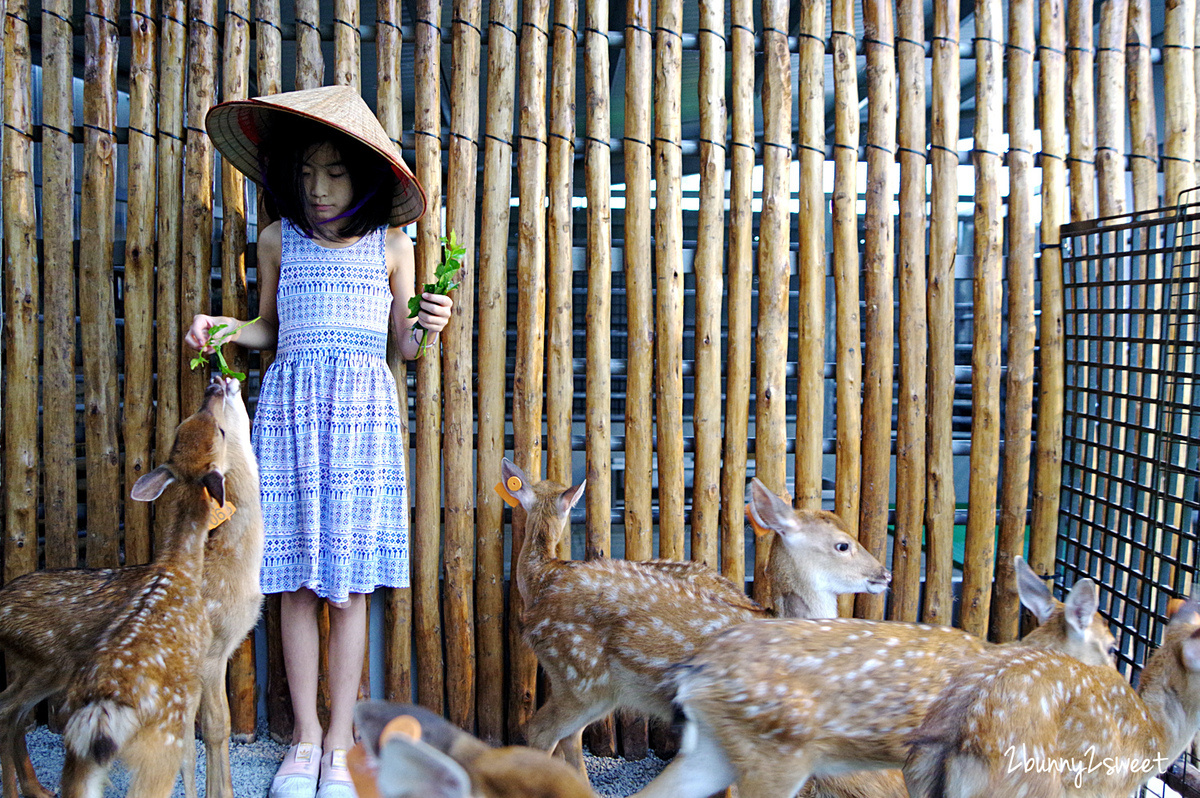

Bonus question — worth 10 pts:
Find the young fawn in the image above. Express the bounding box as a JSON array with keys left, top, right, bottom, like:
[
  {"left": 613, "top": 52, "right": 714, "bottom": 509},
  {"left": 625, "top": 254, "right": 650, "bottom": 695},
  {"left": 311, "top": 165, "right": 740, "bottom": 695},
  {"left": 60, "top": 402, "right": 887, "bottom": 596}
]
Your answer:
[
  {"left": 348, "top": 701, "right": 598, "bottom": 798},
  {"left": 0, "top": 376, "right": 262, "bottom": 798},
  {"left": 904, "top": 595, "right": 1200, "bottom": 798},
  {"left": 497, "top": 458, "right": 891, "bottom": 769},
  {"left": 630, "top": 557, "right": 1117, "bottom": 798}
]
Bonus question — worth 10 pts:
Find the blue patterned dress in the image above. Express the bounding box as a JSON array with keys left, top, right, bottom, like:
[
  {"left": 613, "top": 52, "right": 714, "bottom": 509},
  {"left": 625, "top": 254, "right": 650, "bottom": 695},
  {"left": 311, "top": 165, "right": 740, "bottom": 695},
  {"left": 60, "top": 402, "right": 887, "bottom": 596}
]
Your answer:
[{"left": 254, "top": 220, "right": 409, "bottom": 601}]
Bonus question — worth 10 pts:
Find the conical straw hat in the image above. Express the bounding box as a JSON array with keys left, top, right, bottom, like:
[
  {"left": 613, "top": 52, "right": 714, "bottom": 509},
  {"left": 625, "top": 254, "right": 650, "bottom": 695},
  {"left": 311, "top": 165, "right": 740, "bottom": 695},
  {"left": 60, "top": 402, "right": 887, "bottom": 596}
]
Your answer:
[{"left": 206, "top": 85, "right": 426, "bottom": 227}]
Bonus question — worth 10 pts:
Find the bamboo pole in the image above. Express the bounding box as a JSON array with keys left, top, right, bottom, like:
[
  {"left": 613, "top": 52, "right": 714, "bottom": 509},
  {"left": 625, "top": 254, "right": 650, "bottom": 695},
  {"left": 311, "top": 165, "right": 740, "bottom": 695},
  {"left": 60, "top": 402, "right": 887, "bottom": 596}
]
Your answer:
[
  {"left": 295, "top": 0, "right": 323, "bottom": 90},
  {"left": 961, "top": 0, "right": 1003, "bottom": 639},
  {"left": 794, "top": 0, "right": 825, "bottom": 512},
  {"left": 691, "top": 0, "right": 725, "bottom": 570},
  {"left": 80, "top": 0, "right": 122, "bottom": 568},
  {"left": 1164, "top": 0, "right": 1197, "bottom": 205},
  {"left": 510, "top": 0, "right": 549, "bottom": 740},
  {"left": 1127, "top": 0, "right": 1159, "bottom": 212},
  {"left": 221, "top": 0, "right": 256, "bottom": 740},
  {"left": 993, "top": 0, "right": 1035, "bottom": 643},
  {"left": 721, "top": 0, "right": 753, "bottom": 589},
  {"left": 443, "top": 0, "right": 481, "bottom": 734},
  {"left": 334, "top": 0, "right": 360, "bottom": 90},
  {"left": 1097, "top": 0, "right": 1129, "bottom": 217},
  {"left": 2, "top": 0, "right": 38, "bottom": 583},
  {"left": 923, "top": 0, "right": 960, "bottom": 626},
  {"left": 654, "top": 0, "right": 685, "bottom": 563},
  {"left": 754, "top": 0, "right": 792, "bottom": 605},
  {"left": 831, "top": 0, "right": 860, "bottom": 618},
  {"left": 623, "top": 0, "right": 653, "bottom": 570},
  {"left": 39, "top": 0, "right": 77, "bottom": 570},
  {"left": 473, "top": 0, "right": 516, "bottom": 746},
  {"left": 546, "top": 0, "right": 576, "bottom": 510},
  {"left": 413, "top": 0, "right": 445, "bottom": 715},
  {"left": 856, "top": 0, "right": 895, "bottom": 622},
  {"left": 121, "top": 0, "right": 157, "bottom": 567},
  {"left": 1030, "top": 0, "right": 1068, "bottom": 579},
  {"left": 1067, "top": 0, "right": 1097, "bottom": 222},
  {"left": 892, "top": 0, "right": 926, "bottom": 624}
]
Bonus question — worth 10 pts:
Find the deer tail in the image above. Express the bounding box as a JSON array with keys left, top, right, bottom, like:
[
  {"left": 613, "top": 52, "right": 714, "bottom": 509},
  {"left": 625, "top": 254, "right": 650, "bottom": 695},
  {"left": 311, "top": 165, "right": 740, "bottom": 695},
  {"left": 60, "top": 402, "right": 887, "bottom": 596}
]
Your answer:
[{"left": 64, "top": 701, "right": 137, "bottom": 764}]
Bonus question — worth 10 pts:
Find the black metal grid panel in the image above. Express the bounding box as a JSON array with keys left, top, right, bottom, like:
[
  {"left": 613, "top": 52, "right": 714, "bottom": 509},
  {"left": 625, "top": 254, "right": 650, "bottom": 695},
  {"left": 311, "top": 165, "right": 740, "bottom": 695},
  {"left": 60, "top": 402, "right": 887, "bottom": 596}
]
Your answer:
[{"left": 1059, "top": 198, "right": 1200, "bottom": 797}]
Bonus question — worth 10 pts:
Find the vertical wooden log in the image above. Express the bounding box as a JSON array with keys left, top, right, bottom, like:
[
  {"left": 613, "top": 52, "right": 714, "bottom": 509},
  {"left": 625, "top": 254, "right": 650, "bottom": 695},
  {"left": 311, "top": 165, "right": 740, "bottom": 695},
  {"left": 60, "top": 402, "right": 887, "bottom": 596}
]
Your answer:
[
  {"left": 855, "top": 0, "right": 895, "bottom": 622},
  {"left": 961, "top": 0, "right": 1003, "bottom": 639},
  {"left": 413, "top": 0, "right": 445, "bottom": 715},
  {"left": 334, "top": 0, "right": 360, "bottom": 90},
  {"left": 623, "top": 0, "right": 654, "bottom": 569},
  {"left": 257, "top": 0, "right": 283, "bottom": 94},
  {"left": 1067, "top": 0, "right": 1097, "bottom": 222},
  {"left": 892, "top": 0, "right": 926, "bottom": 624},
  {"left": 474, "top": 0, "right": 517, "bottom": 745},
  {"left": 831, "top": 0, "right": 860, "bottom": 618},
  {"left": 80, "top": 0, "right": 122, "bottom": 568},
  {"left": 924, "top": 0, "right": 960, "bottom": 625},
  {"left": 1097, "top": 0, "right": 1129, "bottom": 218},
  {"left": 754, "top": 0, "right": 792, "bottom": 605},
  {"left": 721, "top": 0, "right": 753, "bottom": 588},
  {"left": 691, "top": 0, "right": 725, "bottom": 570},
  {"left": 509, "top": 0, "right": 549, "bottom": 740},
  {"left": 654, "top": 0, "right": 685, "bottom": 561},
  {"left": 1126, "top": 0, "right": 1159, "bottom": 212},
  {"left": 794, "top": 0, "right": 825, "bottom": 512},
  {"left": 1164, "top": 0, "right": 1197, "bottom": 205},
  {"left": 994, "top": 0, "right": 1036, "bottom": 643},
  {"left": 122, "top": 0, "right": 158, "bottom": 568},
  {"left": 1030, "top": 0, "right": 1067, "bottom": 578},
  {"left": 40, "top": 0, "right": 78, "bottom": 570},
  {"left": 295, "top": 0, "right": 323, "bottom": 90},
  {"left": 221, "top": 0, "right": 256, "bottom": 739},
  {"left": 443, "top": 0, "right": 481, "bottom": 734},
  {"left": 2, "top": 0, "right": 38, "bottom": 582},
  {"left": 180, "top": 0, "right": 217, "bottom": 467}
]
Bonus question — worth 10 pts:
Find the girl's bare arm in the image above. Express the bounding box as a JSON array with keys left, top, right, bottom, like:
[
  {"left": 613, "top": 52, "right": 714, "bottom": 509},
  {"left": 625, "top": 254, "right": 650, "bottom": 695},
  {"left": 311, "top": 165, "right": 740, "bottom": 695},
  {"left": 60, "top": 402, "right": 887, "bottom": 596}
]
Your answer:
[{"left": 185, "top": 222, "right": 282, "bottom": 352}]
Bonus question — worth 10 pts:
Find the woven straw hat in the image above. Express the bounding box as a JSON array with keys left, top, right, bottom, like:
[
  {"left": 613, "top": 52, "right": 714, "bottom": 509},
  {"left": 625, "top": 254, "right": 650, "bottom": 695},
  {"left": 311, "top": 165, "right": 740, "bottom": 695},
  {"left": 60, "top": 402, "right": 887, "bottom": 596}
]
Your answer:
[{"left": 206, "top": 85, "right": 426, "bottom": 227}]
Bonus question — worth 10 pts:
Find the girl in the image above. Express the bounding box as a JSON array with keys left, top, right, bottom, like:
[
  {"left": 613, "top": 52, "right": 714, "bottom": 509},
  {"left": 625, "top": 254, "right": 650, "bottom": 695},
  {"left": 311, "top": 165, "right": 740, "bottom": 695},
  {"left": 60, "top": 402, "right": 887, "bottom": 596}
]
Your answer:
[{"left": 188, "top": 86, "right": 452, "bottom": 798}]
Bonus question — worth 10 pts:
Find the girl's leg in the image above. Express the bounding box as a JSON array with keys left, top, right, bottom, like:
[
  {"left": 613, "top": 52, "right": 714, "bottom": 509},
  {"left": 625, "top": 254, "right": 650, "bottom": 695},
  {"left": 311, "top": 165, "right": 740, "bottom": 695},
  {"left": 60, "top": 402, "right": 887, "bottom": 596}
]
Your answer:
[
  {"left": 280, "top": 587, "right": 324, "bottom": 745},
  {"left": 323, "top": 593, "right": 367, "bottom": 752}
]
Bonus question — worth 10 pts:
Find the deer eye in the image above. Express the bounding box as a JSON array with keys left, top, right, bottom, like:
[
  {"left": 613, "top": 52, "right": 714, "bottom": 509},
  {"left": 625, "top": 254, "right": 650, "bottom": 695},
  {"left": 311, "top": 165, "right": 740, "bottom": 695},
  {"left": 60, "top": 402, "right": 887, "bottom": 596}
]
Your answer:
[{"left": 836, "top": 542, "right": 851, "bottom": 553}]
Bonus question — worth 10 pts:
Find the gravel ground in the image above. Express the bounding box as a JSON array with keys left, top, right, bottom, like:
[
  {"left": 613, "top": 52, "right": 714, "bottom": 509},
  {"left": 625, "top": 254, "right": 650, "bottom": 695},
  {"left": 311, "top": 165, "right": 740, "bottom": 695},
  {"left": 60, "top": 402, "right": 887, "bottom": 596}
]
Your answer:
[{"left": 23, "top": 723, "right": 666, "bottom": 797}]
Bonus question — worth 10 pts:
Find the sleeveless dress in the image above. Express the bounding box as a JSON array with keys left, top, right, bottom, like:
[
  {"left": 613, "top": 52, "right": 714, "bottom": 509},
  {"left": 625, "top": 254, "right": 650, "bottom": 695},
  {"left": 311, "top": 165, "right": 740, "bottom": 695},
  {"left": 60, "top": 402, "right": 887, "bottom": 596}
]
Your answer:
[{"left": 253, "top": 220, "right": 409, "bottom": 601}]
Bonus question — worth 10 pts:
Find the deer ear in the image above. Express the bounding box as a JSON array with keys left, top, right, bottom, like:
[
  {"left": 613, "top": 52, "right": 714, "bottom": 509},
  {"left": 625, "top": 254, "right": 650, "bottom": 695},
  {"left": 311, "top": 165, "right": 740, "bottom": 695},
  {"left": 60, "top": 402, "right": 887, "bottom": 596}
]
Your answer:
[
  {"left": 1014, "top": 556, "right": 1057, "bottom": 625},
  {"left": 747, "top": 478, "right": 795, "bottom": 536},
  {"left": 131, "top": 466, "right": 177, "bottom": 502},
  {"left": 376, "top": 734, "right": 472, "bottom": 798},
  {"left": 1061, "top": 578, "right": 1100, "bottom": 636},
  {"left": 559, "top": 480, "right": 586, "bottom": 515},
  {"left": 201, "top": 470, "right": 227, "bottom": 507},
  {"left": 1181, "top": 628, "right": 1200, "bottom": 672},
  {"left": 1169, "top": 596, "right": 1200, "bottom": 629}
]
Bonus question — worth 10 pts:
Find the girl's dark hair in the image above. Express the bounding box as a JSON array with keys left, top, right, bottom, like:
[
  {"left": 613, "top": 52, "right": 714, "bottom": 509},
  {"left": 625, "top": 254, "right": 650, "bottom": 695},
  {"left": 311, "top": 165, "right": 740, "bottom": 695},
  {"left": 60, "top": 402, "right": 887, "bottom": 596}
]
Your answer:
[{"left": 259, "top": 116, "right": 396, "bottom": 239}]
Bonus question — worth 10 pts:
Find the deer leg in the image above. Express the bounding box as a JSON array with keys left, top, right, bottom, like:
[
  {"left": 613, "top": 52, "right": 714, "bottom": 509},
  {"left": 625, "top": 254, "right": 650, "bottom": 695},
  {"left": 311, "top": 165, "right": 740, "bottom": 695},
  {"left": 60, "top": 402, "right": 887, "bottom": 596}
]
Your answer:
[
  {"left": 523, "top": 690, "right": 615, "bottom": 763},
  {"left": 1, "top": 677, "right": 57, "bottom": 798},
  {"left": 199, "top": 654, "right": 233, "bottom": 798},
  {"left": 11, "top": 724, "right": 54, "bottom": 798},
  {"left": 124, "top": 728, "right": 187, "bottom": 798},
  {"left": 551, "top": 727, "right": 586, "bottom": 773},
  {"left": 59, "top": 753, "right": 108, "bottom": 798},
  {"left": 628, "top": 719, "right": 737, "bottom": 798}
]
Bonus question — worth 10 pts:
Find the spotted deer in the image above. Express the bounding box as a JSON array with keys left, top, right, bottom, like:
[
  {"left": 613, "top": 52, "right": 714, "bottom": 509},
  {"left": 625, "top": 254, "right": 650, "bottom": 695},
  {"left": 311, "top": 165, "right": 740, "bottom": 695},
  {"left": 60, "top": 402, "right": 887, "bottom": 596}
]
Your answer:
[
  {"left": 497, "top": 458, "right": 891, "bottom": 770},
  {"left": 348, "top": 701, "right": 598, "bottom": 798},
  {"left": 629, "top": 557, "right": 1117, "bottom": 798},
  {"left": 0, "top": 376, "right": 262, "bottom": 798},
  {"left": 903, "top": 595, "right": 1200, "bottom": 798}
]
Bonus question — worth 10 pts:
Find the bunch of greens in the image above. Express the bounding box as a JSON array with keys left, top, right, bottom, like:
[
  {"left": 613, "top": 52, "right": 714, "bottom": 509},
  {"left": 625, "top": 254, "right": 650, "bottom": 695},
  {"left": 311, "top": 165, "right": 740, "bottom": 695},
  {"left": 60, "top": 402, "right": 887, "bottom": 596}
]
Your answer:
[
  {"left": 189, "top": 317, "right": 259, "bottom": 381},
  {"left": 407, "top": 231, "right": 463, "bottom": 357}
]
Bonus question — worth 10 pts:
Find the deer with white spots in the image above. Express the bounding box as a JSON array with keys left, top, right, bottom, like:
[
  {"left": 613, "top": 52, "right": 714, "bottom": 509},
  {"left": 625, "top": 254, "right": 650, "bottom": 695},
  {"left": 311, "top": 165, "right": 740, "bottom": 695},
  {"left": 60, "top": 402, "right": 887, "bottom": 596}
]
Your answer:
[
  {"left": 629, "top": 558, "right": 1117, "bottom": 798},
  {"left": 496, "top": 458, "right": 891, "bottom": 771},
  {"left": 0, "top": 377, "right": 261, "bottom": 798},
  {"left": 903, "top": 595, "right": 1200, "bottom": 798}
]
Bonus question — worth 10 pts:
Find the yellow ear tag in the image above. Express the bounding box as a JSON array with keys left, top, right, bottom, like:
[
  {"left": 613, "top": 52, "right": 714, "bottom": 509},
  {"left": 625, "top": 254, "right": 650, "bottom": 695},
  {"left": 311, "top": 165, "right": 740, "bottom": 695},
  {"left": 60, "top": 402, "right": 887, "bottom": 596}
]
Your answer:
[
  {"left": 745, "top": 503, "right": 772, "bottom": 538},
  {"left": 495, "top": 476, "right": 522, "bottom": 507},
  {"left": 381, "top": 714, "right": 423, "bottom": 744},
  {"left": 347, "top": 715, "right": 423, "bottom": 798},
  {"left": 206, "top": 497, "right": 237, "bottom": 531}
]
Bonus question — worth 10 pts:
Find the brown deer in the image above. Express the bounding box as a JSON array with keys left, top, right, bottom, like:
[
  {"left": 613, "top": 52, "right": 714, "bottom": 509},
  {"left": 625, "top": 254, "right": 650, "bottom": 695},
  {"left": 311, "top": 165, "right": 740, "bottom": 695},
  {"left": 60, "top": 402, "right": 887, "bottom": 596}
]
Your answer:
[
  {"left": 347, "top": 701, "right": 598, "bottom": 798},
  {"left": 0, "top": 376, "right": 263, "bottom": 798},
  {"left": 904, "top": 595, "right": 1200, "bottom": 798},
  {"left": 497, "top": 457, "right": 891, "bottom": 770},
  {"left": 629, "top": 557, "right": 1117, "bottom": 798}
]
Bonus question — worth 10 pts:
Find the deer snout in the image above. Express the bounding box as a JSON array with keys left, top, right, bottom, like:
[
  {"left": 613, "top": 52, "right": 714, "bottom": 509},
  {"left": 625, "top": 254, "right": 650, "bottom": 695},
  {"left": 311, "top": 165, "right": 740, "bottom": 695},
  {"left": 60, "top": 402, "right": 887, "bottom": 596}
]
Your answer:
[{"left": 867, "top": 568, "right": 893, "bottom": 594}]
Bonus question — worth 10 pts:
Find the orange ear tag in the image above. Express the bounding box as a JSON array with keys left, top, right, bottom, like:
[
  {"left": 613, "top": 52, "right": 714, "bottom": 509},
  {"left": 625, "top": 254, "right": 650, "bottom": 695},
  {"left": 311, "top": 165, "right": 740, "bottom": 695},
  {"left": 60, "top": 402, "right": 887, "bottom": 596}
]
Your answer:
[
  {"left": 347, "top": 715, "right": 423, "bottom": 798},
  {"left": 1168, "top": 597, "right": 1188, "bottom": 618},
  {"left": 380, "top": 714, "right": 423, "bottom": 744},
  {"left": 206, "top": 497, "right": 237, "bottom": 531},
  {"left": 495, "top": 476, "right": 522, "bottom": 507},
  {"left": 745, "top": 504, "right": 771, "bottom": 537}
]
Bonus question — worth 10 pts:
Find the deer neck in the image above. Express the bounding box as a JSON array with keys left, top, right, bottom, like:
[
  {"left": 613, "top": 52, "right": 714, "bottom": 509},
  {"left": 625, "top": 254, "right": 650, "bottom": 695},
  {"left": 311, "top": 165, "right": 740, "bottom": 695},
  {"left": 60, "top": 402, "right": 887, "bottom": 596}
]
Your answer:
[
  {"left": 157, "top": 486, "right": 215, "bottom": 573},
  {"left": 515, "top": 515, "right": 565, "bottom": 605},
  {"left": 1137, "top": 658, "right": 1200, "bottom": 764},
  {"left": 768, "top": 554, "right": 839, "bottom": 619}
]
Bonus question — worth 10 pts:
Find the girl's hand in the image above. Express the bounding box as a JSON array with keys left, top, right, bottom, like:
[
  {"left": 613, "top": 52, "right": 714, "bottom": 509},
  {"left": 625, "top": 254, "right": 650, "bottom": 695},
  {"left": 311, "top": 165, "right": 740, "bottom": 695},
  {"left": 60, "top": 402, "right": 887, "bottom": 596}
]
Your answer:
[
  {"left": 185, "top": 314, "right": 223, "bottom": 353},
  {"left": 415, "top": 292, "right": 453, "bottom": 334}
]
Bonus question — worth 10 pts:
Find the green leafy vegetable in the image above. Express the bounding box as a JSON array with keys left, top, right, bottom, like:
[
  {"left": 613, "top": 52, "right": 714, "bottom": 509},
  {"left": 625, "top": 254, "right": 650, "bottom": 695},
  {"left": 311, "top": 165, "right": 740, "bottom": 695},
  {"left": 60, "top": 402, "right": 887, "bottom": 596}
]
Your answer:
[
  {"left": 407, "top": 230, "right": 463, "bottom": 357},
  {"left": 189, "top": 317, "right": 260, "bottom": 381}
]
